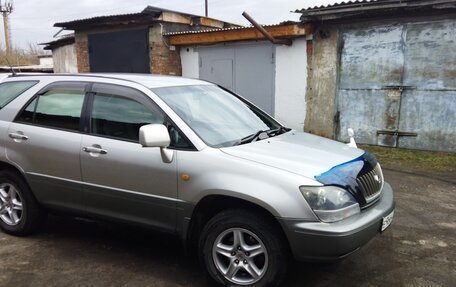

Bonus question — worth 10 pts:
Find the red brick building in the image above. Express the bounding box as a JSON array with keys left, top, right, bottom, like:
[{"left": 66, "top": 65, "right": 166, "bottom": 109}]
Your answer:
[{"left": 50, "top": 6, "right": 238, "bottom": 75}]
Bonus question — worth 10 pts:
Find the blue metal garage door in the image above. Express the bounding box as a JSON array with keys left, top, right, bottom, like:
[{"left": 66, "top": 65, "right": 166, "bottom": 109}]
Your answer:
[{"left": 337, "top": 20, "right": 456, "bottom": 152}]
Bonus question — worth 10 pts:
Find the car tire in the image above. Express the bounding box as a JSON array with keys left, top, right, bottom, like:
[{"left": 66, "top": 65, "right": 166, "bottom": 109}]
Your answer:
[
  {"left": 199, "top": 209, "right": 289, "bottom": 287},
  {"left": 0, "top": 170, "right": 46, "bottom": 236}
]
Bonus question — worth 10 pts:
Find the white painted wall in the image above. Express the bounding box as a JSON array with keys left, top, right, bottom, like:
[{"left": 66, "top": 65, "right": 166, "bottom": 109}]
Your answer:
[
  {"left": 274, "top": 38, "right": 307, "bottom": 132},
  {"left": 39, "top": 56, "right": 53, "bottom": 66},
  {"left": 180, "top": 47, "right": 199, "bottom": 78},
  {"left": 52, "top": 44, "right": 77, "bottom": 73}
]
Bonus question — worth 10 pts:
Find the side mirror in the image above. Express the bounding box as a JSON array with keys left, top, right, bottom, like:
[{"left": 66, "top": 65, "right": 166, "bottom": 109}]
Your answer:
[
  {"left": 139, "top": 124, "right": 174, "bottom": 163},
  {"left": 139, "top": 124, "right": 170, "bottom": 148}
]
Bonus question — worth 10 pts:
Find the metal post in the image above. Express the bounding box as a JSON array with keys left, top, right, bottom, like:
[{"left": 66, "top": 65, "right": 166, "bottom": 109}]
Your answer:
[
  {"left": 242, "top": 12, "right": 292, "bottom": 46},
  {"left": 205, "top": 0, "right": 208, "bottom": 17},
  {"left": 3, "top": 12, "right": 10, "bottom": 54},
  {"left": 0, "top": 1, "right": 14, "bottom": 55}
]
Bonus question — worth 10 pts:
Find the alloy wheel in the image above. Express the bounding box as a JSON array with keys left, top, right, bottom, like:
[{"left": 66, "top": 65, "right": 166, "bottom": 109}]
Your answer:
[
  {"left": 212, "top": 228, "right": 268, "bottom": 285},
  {"left": 0, "top": 183, "right": 23, "bottom": 226}
]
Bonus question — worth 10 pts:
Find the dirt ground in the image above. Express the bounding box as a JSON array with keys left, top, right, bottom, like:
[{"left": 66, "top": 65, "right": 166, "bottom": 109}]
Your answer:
[{"left": 0, "top": 169, "right": 455, "bottom": 287}]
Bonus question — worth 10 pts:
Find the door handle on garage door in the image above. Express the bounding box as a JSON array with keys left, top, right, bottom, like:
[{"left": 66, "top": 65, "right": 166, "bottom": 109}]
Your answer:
[
  {"left": 82, "top": 146, "right": 108, "bottom": 155},
  {"left": 9, "top": 132, "right": 28, "bottom": 140}
]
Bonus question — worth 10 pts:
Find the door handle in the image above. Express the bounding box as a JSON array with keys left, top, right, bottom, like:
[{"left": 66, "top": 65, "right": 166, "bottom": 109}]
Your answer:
[
  {"left": 9, "top": 133, "right": 28, "bottom": 140},
  {"left": 82, "top": 146, "right": 108, "bottom": 155}
]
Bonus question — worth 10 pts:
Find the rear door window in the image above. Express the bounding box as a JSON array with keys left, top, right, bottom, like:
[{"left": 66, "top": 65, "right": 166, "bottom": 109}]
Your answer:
[
  {"left": 0, "top": 81, "right": 38, "bottom": 108},
  {"left": 16, "top": 83, "right": 86, "bottom": 132}
]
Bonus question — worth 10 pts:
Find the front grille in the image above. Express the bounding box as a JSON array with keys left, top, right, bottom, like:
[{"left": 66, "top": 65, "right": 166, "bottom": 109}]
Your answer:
[{"left": 356, "top": 163, "right": 384, "bottom": 203}]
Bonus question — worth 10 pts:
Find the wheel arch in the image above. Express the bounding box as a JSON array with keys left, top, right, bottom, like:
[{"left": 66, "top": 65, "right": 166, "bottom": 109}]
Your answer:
[
  {"left": 0, "top": 160, "right": 35, "bottom": 197},
  {"left": 0, "top": 160, "right": 27, "bottom": 178},
  {"left": 185, "top": 194, "right": 291, "bottom": 256}
]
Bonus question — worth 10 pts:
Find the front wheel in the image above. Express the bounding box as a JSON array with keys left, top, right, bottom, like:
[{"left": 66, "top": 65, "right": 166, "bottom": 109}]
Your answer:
[{"left": 199, "top": 209, "right": 289, "bottom": 286}]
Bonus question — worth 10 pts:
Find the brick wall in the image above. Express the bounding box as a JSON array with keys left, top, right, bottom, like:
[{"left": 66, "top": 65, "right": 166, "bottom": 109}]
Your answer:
[
  {"left": 149, "top": 26, "right": 182, "bottom": 75},
  {"left": 149, "top": 42, "right": 181, "bottom": 75},
  {"left": 75, "top": 32, "right": 90, "bottom": 73}
]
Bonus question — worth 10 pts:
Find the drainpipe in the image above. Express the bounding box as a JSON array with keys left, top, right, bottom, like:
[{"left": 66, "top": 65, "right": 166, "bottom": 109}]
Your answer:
[{"left": 242, "top": 12, "right": 292, "bottom": 46}]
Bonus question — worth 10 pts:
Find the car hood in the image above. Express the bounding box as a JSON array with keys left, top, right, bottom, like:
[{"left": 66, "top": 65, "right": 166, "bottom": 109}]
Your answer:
[{"left": 220, "top": 131, "right": 364, "bottom": 179}]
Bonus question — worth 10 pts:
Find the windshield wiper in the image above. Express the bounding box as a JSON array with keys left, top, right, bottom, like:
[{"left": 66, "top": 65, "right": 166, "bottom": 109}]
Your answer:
[
  {"left": 267, "top": 126, "right": 291, "bottom": 137},
  {"left": 236, "top": 126, "right": 290, "bottom": 146},
  {"left": 237, "top": 130, "right": 269, "bottom": 145}
]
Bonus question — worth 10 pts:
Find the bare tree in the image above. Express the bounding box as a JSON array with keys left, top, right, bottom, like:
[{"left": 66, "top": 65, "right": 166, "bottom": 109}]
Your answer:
[
  {"left": 27, "top": 42, "right": 46, "bottom": 57},
  {"left": 0, "top": 42, "right": 48, "bottom": 66}
]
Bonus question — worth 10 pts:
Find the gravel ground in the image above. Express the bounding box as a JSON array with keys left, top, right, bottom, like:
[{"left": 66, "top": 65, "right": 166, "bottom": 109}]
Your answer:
[{"left": 0, "top": 169, "right": 455, "bottom": 287}]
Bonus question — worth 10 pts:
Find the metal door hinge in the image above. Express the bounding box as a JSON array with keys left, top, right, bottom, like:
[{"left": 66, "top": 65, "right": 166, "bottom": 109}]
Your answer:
[
  {"left": 382, "top": 85, "right": 416, "bottom": 91},
  {"left": 377, "top": 130, "right": 417, "bottom": 137}
]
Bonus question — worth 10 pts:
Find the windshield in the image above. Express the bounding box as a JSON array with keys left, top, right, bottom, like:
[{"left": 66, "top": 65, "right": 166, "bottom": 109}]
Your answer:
[{"left": 152, "top": 85, "right": 281, "bottom": 147}]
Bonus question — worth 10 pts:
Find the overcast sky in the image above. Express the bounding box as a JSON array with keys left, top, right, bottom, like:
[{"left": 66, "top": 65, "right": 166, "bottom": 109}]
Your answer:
[{"left": 4, "top": 0, "right": 340, "bottom": 50}]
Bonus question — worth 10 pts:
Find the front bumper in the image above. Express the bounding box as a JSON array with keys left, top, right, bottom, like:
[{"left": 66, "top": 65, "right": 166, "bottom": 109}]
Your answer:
[{"left": 279, "top": 182, "right": 395, "bottom": 262}]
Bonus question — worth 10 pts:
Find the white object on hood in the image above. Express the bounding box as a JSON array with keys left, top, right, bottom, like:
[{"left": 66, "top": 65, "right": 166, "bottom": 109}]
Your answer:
[{"left": 347, "top": 128, "right": 357, "bottom": 148}]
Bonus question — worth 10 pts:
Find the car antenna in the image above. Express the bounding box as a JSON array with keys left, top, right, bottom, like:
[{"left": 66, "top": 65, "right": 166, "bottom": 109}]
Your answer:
[{"left": 4, "top": 56, "right": 17, "bottom": 76}]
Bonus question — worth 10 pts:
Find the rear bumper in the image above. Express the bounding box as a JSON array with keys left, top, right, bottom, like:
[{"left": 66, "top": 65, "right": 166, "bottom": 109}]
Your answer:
[{"left": 279, "top": 182, "right": 395, "bottom": 262}]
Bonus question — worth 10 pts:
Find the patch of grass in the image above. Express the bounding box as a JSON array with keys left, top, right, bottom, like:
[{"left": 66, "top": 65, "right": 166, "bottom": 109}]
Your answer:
[{"left": 359, "top": 144, "right": 456, "bottom": 173}]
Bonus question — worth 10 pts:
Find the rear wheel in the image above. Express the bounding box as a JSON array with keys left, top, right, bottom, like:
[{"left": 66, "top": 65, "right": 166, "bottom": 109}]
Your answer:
[
  {"left": 0, "top": 170, "right": 46, "bottom": 236},
  {"left": 199, "top": 209, "right": 289, "bottom": 286}
]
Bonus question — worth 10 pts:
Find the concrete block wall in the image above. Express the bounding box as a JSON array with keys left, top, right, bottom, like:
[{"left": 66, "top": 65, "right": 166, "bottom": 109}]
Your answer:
[
  {"left": 304, "top": 25, "right": 339, "bottom": 138},
  {"left": 53, "top": 43, "right": 78, "bottom": 73}
]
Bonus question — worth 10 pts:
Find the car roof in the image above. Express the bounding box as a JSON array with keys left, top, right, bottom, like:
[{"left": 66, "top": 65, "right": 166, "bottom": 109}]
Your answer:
[
  {"left": 97, "top": 73, "right": 211, "bottom": 88},
  {"left": 5, "top": 73, "right": 212, "bottom": 88}
]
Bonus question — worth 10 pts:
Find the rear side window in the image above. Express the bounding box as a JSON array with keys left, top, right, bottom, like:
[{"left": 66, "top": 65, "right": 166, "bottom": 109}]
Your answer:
[
  {"left": 0, "top": 81, "right": 38, "bottom": 108},
  {"left": 17, "top": 86, "right": 85, "bottom": 132},
  {"left": 91, "top": 93, "right": 164, "bottom": 141}
]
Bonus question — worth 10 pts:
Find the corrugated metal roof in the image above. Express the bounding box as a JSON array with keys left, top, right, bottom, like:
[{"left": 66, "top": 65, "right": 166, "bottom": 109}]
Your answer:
[
  {"left": 54, "top": 11, "right": 155, "bottom": 28},
  {"left": 39, "top": 34, "right": 75, "bottom": 45},
  {"left": 54, "top": 6, "right": 204, "bottom": 28},
  {"left": 163, "top": 21, "right": 299, "bottom": 36},
  {"left": 295, "top": 0, "right": 379, "bottom": 12},
  {"left": 54, "top": 6, "right": 239, "bottom": 29},
  {"left": 296, "top": 0, "right": 456, "bottom": 21},
  {"left": 39, "top": 34, "right": 75, "bottom": 50}
]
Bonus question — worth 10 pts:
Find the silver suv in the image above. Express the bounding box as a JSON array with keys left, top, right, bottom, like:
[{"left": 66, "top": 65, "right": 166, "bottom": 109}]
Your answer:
[{"left": 0, "top": 74, "right": 394, "bottom": 287}]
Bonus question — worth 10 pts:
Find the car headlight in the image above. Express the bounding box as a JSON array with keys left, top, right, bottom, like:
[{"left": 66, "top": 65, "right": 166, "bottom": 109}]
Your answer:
[{"left": 300, "top": 186, "right": 360, "bottom": 223}]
